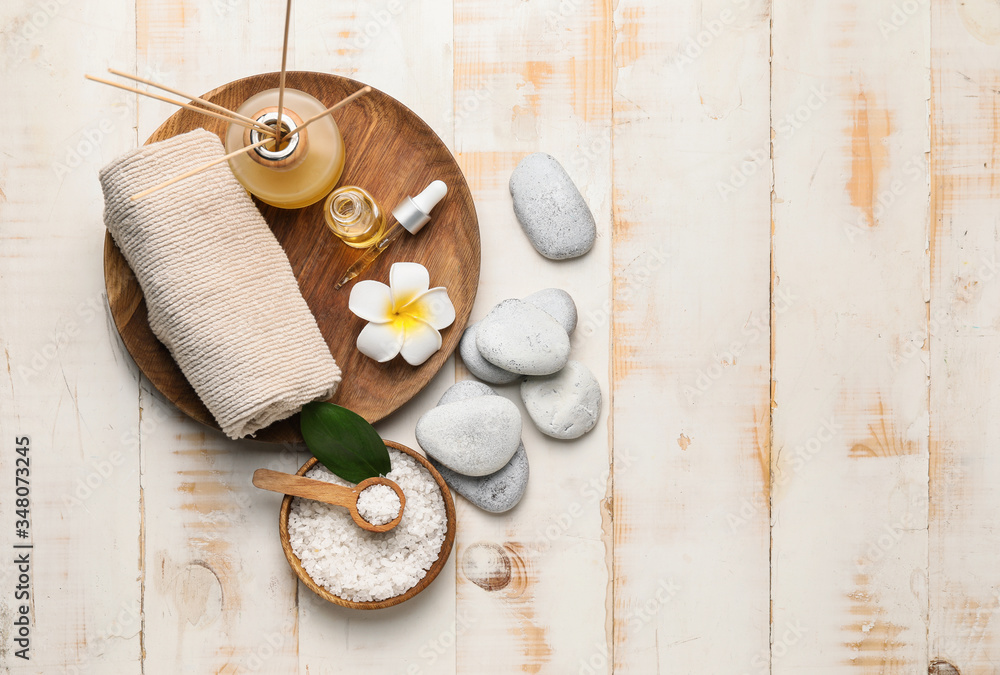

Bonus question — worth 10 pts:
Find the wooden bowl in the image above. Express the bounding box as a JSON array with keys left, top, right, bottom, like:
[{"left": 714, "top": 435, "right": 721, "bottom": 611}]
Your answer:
[
  {"left": 103, "top": 71, "right": 481, "bottom": 442},
  {"left": 278, "top": 440, "right": 456, "bottom": 609}
]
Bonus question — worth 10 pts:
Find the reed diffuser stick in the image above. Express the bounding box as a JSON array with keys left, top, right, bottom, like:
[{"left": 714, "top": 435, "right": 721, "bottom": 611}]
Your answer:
[
  {"left": 85, "top": 75, "right": 272, "bottom": 135},
  {"left": 284, "top": 86, "right": 372, "bottom": 139},
  {"left": 107, "top": 68, "right": 274, "bottom": 135},
  {"left": 275, "top": 0, "right": 294, "bottom": 147},
  {"left": 128, "top": 86, "right": 368, "bottom": 202},
  {"left": 131, "top": 138, "right": 273, "bottom": 201}
]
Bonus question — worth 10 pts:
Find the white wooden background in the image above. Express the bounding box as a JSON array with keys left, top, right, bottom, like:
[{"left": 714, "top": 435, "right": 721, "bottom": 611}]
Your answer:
[{"left": 1, "top": 0, "right": 998, "bottom": 672}]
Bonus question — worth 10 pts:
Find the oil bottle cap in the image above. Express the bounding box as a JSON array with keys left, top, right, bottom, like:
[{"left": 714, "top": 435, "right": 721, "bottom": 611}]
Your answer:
[{"left": 392, "top": 180, "right": 448, "bottom": 235}]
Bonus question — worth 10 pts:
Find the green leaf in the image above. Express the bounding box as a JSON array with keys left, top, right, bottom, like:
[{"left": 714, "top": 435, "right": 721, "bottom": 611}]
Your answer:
[{"left": 300, "top": 402, "right": 391, "bottom": 483}]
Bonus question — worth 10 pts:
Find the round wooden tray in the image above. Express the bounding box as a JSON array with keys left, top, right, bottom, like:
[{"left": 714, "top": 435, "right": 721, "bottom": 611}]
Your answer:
[
  {"left": 103, "top": 72, "right": 480, "bottom": 443},
  {"left": 278, "top": 441, "right": 456, "bottom": 610}
]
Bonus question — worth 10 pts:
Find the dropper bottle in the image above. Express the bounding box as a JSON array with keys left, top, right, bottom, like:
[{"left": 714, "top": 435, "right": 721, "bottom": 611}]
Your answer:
[
  {"left": 334, "top": 180, "right": 448, "bottom": 290},
  {"left": 324, "top": 185, "right": 386, "bottom": 248}
]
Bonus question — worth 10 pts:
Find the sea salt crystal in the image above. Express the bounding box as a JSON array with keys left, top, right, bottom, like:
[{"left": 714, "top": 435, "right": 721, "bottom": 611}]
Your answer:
[
  {"left": 288, "top": 448, "right": 447, "bottom": 603},
  {"left": 356, "top": 484, "right": 402, "bottom": 526}
]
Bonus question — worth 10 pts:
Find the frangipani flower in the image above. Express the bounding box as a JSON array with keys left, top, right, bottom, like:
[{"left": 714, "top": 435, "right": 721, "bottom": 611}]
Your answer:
[{"left": 348, "top": 262, "right": 456, "bottom": 366}]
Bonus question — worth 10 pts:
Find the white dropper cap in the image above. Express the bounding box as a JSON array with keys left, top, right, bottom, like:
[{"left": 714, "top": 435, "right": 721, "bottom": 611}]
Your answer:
[{"left": 392, "top": 180, "right": 448, "bottom": 235}]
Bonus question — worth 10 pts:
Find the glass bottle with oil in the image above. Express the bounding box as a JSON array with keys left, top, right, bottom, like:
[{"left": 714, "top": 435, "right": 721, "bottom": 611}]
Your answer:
[
  {"left": 324, "top": 186, "right": 387, "bottom": 248},
  {"left": 224, "top": 88, "right": 346, "bottom": 209}
]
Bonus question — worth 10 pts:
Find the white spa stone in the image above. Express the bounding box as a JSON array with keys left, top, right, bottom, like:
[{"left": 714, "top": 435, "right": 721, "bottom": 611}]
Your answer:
[
  {"left": 520, "top": 360, "right": 602, "bottom": 440},
  {"left": 415, "top": 395, "right": 521, "bottom": 477},
  {"left": 523, "top": 288, "right": 578, "bottom": 335},
  {"left": 427, "top": 380, "right": 529, "bottom": 513},
  {"left": 436, "top": 379, "right": 496, "bottom": 405},
  {"left": 475, "top": 299, "right": 570, "bottom": 376}
]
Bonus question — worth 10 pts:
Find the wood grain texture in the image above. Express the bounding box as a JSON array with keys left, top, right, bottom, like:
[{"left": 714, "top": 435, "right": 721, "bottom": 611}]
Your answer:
[
  {"left": 452, "top": 0, "right": 614, "bottom": 672},
  {"left": 10, "top": 0, "right": 1000, "bottom": 672},
  {"left": 132, "top": 4, "right": 303, "bottom": 673},
  {"left": 288, "top": 1, "right": 462, "bottom": 673},
  {"left": 277, "top": 443, "right": 456, "bottom": 610},
  {"left": 611, "top": 0, "right": 773, "bottom": 671},
  {"left": 104, "top": 71, "right": 480, "bottom": 442},
  {"left": 928, "top": 0, "right": 1000, "bottom": 669},
  {"left": 0, "top": 0, "right": 143, "bottom": 672},
  {"left": 771, "top": 0, "right": 930, "bottom": 670}
]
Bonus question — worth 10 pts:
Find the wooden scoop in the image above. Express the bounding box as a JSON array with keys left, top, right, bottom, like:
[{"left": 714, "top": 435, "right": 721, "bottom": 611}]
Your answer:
[{"left": 253, "top": 469, "right": 405, "bottom": 533}]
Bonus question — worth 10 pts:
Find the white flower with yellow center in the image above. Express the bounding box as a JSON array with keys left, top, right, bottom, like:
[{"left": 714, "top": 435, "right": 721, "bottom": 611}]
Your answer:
[{"left": 348, "top": 262, "right": 456, "bottom": 366}]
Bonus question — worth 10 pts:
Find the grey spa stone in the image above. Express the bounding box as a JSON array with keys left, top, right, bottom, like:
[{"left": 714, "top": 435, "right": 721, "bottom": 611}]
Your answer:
[
  {"left": 509, "top": 152, "right": 596, "bottom": 260},
  {"left": 458, "top": 323, "right": 521, "bottom": 385},
  {"left": 430, "top": 442, "right": 529, "bottom": 513}
]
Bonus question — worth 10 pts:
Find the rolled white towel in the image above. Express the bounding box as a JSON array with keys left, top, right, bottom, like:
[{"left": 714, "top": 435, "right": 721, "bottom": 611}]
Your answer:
[{"left": 101, "top": 128, "right": 341, "bottom": 439}]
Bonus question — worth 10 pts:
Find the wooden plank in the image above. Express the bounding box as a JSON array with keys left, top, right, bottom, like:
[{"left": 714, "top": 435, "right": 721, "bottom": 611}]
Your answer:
[
  {"left": 611, "top": 0, "right": 773, "bottom": 670},
  {"left": 770, "top": 0, "right": 930, "bottom": 670},
  {"left": 21, "top": 1, "right": 1000, "bottom": 673},
  {"left": 133, "top": 2, "right": 301, "bottom": 671},
  {"left": 290, "top": 0, "right": 461, "bottom": 673},
  {"left": 0, "top": 0, "right": 141, "bottom": 672},
  {"left": 293, "top": 0, "right": 455, "bottom": 145},
  {"left": 928, "top": 0, "right": 1000, "bottom": 669},
  {"left": 452, "top": 0, "right": 614, "bottom": 671}
]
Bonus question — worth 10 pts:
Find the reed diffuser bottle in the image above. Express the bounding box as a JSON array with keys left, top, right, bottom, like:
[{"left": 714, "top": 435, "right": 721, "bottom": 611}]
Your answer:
[
  {"left": 225, "top": 88, "right": 346, "bottom": 209},
  {"left": 324, "top": 186, "right": 387, "bottom": 248}
]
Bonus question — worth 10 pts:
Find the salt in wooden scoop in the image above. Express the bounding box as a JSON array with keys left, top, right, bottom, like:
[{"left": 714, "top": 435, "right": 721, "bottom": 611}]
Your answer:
[{"left": 253, "top": 469, "right": 405, "bottom": 533}]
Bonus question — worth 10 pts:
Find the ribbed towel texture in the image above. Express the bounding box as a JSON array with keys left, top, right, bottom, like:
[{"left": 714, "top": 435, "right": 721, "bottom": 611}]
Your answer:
[{"left": 101, "top": 128, "right": 341, "bottom": 439}]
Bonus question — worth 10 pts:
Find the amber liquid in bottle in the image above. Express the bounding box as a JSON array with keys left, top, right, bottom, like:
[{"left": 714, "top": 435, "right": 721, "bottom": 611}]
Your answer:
[
  {"left": 324, "top": 186, "right": 387, "bottom": 248},
  {"left": 225, "top": 88, "right": 346, "bottom": 210}
]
